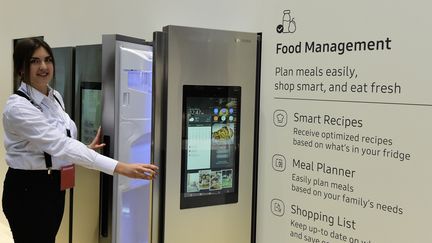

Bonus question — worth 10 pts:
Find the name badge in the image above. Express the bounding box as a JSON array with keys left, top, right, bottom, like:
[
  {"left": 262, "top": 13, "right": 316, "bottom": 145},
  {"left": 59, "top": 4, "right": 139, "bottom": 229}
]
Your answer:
[{"left": 60, "top": 164, "right": 75, "bottom": 191}]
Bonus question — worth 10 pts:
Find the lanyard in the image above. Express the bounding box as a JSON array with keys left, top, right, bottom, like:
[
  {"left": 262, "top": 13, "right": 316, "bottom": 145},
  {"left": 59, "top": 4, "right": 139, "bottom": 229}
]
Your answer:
[{"left": 14, "top": 90, "right": 71, "bottom": 172}]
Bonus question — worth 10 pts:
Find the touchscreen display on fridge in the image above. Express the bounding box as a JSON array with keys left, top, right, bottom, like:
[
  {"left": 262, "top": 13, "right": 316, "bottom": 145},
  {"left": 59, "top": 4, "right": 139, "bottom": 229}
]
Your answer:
[{"left": 180, "top": 85, "right": 241, "bottom": 209}]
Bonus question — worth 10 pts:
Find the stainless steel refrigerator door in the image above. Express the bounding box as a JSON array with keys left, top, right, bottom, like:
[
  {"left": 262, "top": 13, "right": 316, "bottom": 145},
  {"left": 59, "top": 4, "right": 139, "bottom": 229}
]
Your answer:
[
  {"left": 102, "top": 35, "right": 154, "bottom": 243},
  {"left": 115, "top": 41, "right": 153, "bottom": 243},
  {"left": 162, "top": 26, "right": 258, "bottom": 243}
]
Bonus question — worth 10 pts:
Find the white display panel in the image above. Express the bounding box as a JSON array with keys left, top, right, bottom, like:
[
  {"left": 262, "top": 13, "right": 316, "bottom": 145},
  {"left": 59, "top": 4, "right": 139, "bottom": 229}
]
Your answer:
[
  {"left": 80, "top": 83, "right": 102, "bottom": 144},
  {"left": 186, "top": 126, "right": 212, "bottom": 170},
  {"left": 256, "top": 1, "right": 432, "bottom": 243}
]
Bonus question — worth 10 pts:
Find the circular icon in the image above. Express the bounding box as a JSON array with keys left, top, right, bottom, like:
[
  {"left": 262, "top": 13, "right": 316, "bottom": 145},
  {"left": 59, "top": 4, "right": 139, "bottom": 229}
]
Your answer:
[
  {"left": 276, "top": 24, "right": 284, "bottom": 33},
  {"left": 272, "top": 154, "right": 286, "bottom": 172},
  {"left": 271, "top": 198, "right": 285, "bottom": 216}
]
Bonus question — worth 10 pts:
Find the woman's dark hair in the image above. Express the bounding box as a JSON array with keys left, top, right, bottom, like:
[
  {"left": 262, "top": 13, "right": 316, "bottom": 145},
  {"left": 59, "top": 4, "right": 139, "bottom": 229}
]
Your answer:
[{"left": 13, "top": 38, "right": 55, "bottom": 87}]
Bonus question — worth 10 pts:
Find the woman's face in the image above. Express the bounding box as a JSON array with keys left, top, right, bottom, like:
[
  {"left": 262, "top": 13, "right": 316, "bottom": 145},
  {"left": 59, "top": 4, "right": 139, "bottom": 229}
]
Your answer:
[{"left": 28, "top": 47, "right": 53, "bottom": 94}]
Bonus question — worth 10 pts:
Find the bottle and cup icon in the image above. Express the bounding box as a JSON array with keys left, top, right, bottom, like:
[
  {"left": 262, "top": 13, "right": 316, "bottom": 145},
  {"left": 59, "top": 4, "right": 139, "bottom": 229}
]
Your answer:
[{"left": 277, "top": 10, "right": 297, "bottom": 34}]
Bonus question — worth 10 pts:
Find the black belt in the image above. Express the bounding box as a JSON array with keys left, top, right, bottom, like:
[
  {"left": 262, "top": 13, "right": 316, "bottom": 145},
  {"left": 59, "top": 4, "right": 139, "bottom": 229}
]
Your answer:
[{"left": 7, "top": 167, "right": 60, "bottom": 178}]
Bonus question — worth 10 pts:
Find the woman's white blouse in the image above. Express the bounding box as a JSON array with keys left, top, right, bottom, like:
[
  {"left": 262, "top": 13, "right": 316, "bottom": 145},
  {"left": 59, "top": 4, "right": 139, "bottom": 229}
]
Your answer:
[{"left": 2, "top": 84, "right": 117, "bottom": 175}]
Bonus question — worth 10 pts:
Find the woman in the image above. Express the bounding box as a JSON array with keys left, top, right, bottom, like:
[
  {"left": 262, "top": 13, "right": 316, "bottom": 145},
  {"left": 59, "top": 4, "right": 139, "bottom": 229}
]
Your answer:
[{"left": 2, "top": 38, "right": 158, "bottom": 243}]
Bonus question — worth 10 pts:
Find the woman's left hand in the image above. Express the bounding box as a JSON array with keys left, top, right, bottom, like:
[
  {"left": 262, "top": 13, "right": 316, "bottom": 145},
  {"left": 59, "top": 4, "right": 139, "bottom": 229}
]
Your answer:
[
  {"left": 88, "top": 127, "right": 106, "bottom": 150},
  {"left": 115, "top": 162, "right": 159, "bottom": 180}
]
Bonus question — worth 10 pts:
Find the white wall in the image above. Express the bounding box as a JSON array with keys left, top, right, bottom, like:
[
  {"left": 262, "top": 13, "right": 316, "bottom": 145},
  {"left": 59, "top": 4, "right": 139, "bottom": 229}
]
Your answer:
[{"left": 0, "top": 1, "right": 262, "bottom": 242}]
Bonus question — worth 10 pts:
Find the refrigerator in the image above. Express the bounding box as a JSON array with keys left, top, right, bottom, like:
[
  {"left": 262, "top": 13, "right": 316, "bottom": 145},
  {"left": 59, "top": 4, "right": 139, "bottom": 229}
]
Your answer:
[{"left": 100, "top": 26, "right": 260, "bottom": 243}]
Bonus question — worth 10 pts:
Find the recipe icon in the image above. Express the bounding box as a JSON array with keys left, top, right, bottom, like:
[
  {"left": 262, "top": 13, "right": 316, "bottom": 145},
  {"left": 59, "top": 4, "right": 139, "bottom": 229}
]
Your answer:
[{"left": 273, "top": 110, "right": 288, "bottom": 127}]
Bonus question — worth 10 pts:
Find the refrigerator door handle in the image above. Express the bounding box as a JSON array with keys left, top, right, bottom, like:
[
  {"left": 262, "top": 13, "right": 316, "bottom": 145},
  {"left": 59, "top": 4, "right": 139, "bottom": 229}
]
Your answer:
[
  {"left": 122, "top": 92, "right": 130, "bottom": 106},
  {"left": 100, "top": 135, "right": 111, "bottom": 237}
]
